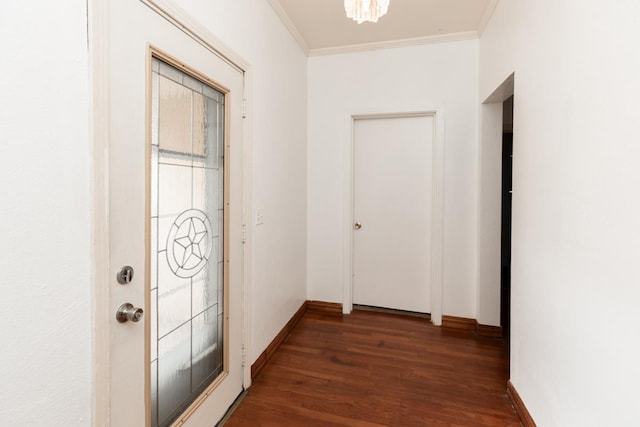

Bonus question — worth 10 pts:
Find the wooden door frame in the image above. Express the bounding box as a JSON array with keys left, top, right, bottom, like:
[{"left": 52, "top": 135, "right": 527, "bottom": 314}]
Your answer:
[
  {"left": 342, "top": 108, "right": 444, "bottom": 325},
  {"left": 89, "top": 1, "right": 254, "bottom": 424}
]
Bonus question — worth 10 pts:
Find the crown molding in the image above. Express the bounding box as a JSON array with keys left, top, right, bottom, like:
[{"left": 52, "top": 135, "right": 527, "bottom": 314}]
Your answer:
[
  {"left": 267, "top": 0, "right": 310, "bottom": 55},
  {"left": 478, "top": 0, "right": 499, "bottom": 36},
  {"left": 308, "top": 31, "right": 478, "bottom": 57},
  {"left": 267, "top": 0, "right": 493, "bottom": 58}
]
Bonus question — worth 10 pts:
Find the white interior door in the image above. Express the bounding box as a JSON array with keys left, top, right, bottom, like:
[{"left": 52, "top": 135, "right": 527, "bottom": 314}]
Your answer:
[
  {"left": 108, "top": 1, "right": 244, "bottom": 426},
  {"left": 353, "top": 115, "right": 434, "bottom": 313}
]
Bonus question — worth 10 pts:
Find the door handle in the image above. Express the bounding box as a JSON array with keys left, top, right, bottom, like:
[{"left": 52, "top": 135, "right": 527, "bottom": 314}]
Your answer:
[
  {"left": 354, "top": 222, "right": 362, "bottom": 230},
  {"left": 116, "top": 303, "right": 144, "bottom": 323}
]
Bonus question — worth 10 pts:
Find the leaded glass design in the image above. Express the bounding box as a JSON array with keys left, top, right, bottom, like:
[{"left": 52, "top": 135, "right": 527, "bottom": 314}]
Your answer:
[{"left": 150, "top": 57, "right": 225, "bottom": 427}]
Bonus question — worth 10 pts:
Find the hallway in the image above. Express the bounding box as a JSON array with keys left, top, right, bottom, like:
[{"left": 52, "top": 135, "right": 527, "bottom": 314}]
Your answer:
[{"left": 223, "top": 306, "right": 521, "bottom": 426}]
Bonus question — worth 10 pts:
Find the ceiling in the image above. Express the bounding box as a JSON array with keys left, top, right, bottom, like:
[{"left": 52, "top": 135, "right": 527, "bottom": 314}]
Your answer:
[{"left": 268, "top": 0, "right": 498, "bottom": 56}]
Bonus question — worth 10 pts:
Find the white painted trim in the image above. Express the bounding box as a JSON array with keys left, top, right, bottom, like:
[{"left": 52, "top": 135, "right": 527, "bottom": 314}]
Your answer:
[
  {"left": 342, "top": 114, "right": 354, "bottom": 314},
  {"left": 90, "top": 0, "right": 255, "bottom": 422},
  {"left": 430, "top": 109, "right": 445, "bottom": 327},
  {"left": 478, "top": 0, "right": 500, "bottom": 36},
  {"left": 89, "top": 0, "right": 111, "bottom": 425},
  {"left": 267, "top": 0, "right": 311, "bottom": 56},
  {"left": 342, "top": 107, "right": 445, "bottom": 325},
  {"left": 309, "top": 31, "right": 478, "bottom": 57},
  {"left": 138, "top": 0, "right": 250, "bottom": 71},
  {"left": 241, "top": 68, "right": 254, "bottom": 390}
]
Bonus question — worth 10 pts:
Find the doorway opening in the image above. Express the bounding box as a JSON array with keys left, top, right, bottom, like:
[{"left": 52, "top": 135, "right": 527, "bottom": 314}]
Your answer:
[{"left": 501, "top": 96, "right": 514, "bottom": 343}]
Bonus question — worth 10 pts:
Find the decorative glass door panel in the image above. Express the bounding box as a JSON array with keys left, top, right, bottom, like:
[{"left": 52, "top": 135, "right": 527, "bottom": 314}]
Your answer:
[
  {"left": 107, "top": 1, "right": 244, "bottom": 424},
  {"left": 150, "top": 57, "right": 226, "bottom": 427}
]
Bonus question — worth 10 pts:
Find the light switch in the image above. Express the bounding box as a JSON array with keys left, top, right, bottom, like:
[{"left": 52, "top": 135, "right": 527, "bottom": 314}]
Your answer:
[{"left": 256, "top": 208, "right": 265, "bottom": 225}]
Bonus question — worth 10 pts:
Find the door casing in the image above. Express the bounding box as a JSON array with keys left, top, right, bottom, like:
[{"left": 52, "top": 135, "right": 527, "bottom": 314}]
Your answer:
[
  {"left": 89, "top": 0, "right": 254, "bottom": 424},
  {"left": 342, "top": 108, "right": 444, "bottom": 325}
]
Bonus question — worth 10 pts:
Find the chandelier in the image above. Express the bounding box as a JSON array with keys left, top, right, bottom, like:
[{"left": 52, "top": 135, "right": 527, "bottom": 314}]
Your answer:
[{"left": 344, "top": 0, "right": 390, "bottom": 24}]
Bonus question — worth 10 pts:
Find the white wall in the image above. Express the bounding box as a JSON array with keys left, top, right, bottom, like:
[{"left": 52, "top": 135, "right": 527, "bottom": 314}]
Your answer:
[
  {"left": 174, "top": 0, "right": 308, "bottom": 364},
  {"left": 307, "top": 41, "right": 479, "bottom": 319},
  {"left": 0, "top": 1, "right": 92, "bottom": 425},
  {"left": 480, "top": 0, "right": 640, "bottom": 425}
]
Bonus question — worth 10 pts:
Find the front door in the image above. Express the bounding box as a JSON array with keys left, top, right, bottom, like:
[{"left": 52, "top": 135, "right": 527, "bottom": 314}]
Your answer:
[
  {"left": 352, "top": 115, "right": 434, "bottom": 313},
  {"left": 108, "top": 1, "right": 244, "bottom": 426}
]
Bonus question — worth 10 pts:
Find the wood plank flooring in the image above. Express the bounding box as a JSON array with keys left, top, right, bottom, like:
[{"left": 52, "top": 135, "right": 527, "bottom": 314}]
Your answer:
[{"left": 223, "top": 307, "right": 521, "bottom": 426}]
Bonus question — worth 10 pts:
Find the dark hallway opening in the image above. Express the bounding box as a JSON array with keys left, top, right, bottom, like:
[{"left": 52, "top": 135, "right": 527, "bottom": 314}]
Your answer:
[{"left": 501, "top": 96, "right": 514, "bottom": 343}]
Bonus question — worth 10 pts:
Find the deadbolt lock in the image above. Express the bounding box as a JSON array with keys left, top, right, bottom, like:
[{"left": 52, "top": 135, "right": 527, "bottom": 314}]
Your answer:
[
  {"left": 116, "top": 265, "right": 135, "bottom": 285},
  {"left": 116, "top": 303, "right": 144, "bottom": 323}
]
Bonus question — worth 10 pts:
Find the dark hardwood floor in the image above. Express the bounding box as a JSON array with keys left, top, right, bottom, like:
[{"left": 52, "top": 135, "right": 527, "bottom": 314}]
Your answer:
[{"left": 223, "top": 306, "right": 521, "bottom": 426}]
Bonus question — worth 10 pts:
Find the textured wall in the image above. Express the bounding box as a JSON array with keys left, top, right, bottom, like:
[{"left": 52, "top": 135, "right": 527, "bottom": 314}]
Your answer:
[
  {"left": 0, "top": 1, "right": 92, "bottom": 425},
  {"left": 480, "top": 0, "right": 640, "bottom": 424}
]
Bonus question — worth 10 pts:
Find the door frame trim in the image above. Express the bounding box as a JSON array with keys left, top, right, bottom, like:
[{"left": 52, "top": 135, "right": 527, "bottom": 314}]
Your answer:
[
  {"left": 89, "top": 1, "right": 254, "bottom": 425},
  {"left": 342, "top": 108, "right": 444, "bottom": 325}
]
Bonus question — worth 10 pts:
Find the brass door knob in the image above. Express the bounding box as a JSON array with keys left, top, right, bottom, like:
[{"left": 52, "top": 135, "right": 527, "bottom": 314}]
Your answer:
[{"left": 354, "top": 222, "right": 362, "bottom": 230}]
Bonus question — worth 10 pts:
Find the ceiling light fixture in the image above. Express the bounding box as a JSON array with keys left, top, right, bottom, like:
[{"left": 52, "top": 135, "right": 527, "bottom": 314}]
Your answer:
[{"left": 344, "top": 0, "right": 390, "bottom": 24}]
